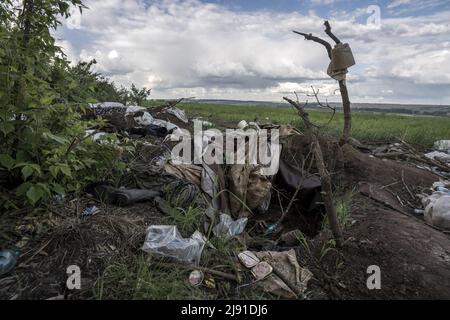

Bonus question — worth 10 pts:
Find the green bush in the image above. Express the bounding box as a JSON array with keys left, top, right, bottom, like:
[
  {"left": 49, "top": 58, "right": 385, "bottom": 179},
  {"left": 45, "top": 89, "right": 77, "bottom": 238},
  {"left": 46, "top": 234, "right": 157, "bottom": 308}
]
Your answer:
[{"left": 0, "top": 1, "right": 132, "bottom": 209}]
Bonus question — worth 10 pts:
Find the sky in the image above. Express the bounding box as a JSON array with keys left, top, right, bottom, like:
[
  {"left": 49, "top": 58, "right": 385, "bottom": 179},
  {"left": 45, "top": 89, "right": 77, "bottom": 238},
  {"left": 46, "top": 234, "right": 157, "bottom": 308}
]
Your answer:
[{"left": 55, "top": 0, "right": 450, "bottom": 105}]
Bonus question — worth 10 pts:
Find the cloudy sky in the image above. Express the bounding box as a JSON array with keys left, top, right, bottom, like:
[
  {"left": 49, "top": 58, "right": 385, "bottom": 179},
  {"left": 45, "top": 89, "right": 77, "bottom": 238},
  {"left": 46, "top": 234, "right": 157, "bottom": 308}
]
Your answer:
[{"left": 55, "top": 0, "right": 450, "bottom": 105}]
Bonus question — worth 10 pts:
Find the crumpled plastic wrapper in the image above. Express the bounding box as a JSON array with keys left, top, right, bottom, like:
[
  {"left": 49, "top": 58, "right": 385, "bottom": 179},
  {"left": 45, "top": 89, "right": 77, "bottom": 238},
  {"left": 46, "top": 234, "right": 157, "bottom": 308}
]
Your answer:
[{"left": 142, "top": 225, "right": 206, "bottom": 265}]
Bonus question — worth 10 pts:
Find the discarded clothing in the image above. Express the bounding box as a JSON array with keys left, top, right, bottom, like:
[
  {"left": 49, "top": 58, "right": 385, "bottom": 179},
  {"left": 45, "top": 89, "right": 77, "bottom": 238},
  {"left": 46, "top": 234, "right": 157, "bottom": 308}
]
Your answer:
[
  {"left": 164, "top": 181, "right": 201, "bottom": 208},
  {"left": 128, "top": 124, "right": 168, "bottom": 138},
  {"left": 164, "top": 162, "right": 202, "bottom": 186},
  {"left": 254, "top": 249, "right": 313, "bottom": 299},
  {"left": 142, "top": 225, "right": 206, "bottom": 265},
  {"left": 275, "top": 158, "right": 323, "bottom": 213},
  {"left": 85, "top": 183, "right": 161, "bottom": 206}
]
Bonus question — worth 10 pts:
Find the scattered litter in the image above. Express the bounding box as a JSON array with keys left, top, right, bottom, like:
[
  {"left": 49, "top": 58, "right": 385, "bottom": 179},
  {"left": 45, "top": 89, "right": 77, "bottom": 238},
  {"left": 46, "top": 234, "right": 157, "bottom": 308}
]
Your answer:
[
  {"left": 212, "top": 214, "right": 248, "bottom": 238},
  {"left": 251, "top": 261, "right": 273, "bottom": 280},
  {"left": 152, "top": 118, "right": 178, "bottom": 132},
  {"left": 81, "top": 205, "right": 100, "bottom": 218},
  {"left": 142, "top": 225, "right": 206, "bottom": 265},
  {"left": 188, "top": 270, "right": 204, "bottom": 287},
  {"left": 203, "top": 274, "right": 216, "bottom": 289},
  {"left": 425, "top": 151, "right": 450, "bottom": 164},
  {"left": 0, "top": 249, "right": 20, "bottom": 275},
  {"left": 89, "top": 102, "right": 127, "bottom": 116},
  {"left": 125, "top": 105, "right": 146, "bottom": 113},
  {"left": 164, "top": 107, "right": 188, "bottom": 123},
  {"left": 264, "top": 223, "right": 281, "bottom": 236},
  {"left": 419, "top": 180, "right": 450, "bottom": 230},
  {"left": 133, "top": 112, "right": 154, "bottom": 126},
  {"left": 238, "top": 251, "right": 260, "bottom": 268},
  {"left": 280, "top": 229, "right": 303, "bottom": 246},
  {"left": 434, "top": 140, "right": 450, "bottom": 153}
]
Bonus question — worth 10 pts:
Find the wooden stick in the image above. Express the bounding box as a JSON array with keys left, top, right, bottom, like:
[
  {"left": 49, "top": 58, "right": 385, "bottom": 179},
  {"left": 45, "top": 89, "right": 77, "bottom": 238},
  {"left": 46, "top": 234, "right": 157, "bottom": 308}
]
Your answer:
[
  {"left": 152, "top": 261, "right": 240, "bottom": 283},
  {"left": 284, "top": 97, "right": 343, "bottom": 247}
]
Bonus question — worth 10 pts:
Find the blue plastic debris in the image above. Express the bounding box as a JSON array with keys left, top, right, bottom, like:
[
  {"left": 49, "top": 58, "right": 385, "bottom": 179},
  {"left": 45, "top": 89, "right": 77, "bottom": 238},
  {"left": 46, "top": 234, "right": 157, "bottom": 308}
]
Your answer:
[
  {"left": 0, "top": 249, "right": 20, "bottom": 275},
  {"left": 81, "top": 205, "right": 100, "bottom": 218}
]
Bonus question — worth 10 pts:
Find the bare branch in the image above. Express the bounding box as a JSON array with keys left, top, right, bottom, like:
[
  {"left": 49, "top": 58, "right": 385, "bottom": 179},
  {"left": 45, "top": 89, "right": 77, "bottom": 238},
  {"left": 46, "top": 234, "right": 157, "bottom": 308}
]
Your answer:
[
  {"left": 292, "top": 31, "right": 332, "bottom": 59},
  {"left": 306, "top": 86, "right": 336, "bottom": 127},
  {"left": 324, "top": 21, "right": 341, "bottom": 44},
  {"left": 283, "top": 96, "right": 343, "bottom": 247}
]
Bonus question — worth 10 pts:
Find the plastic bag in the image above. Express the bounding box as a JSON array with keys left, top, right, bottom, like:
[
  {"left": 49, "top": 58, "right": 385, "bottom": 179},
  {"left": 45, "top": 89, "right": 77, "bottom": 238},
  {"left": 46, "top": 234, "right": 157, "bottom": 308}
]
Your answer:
[
  {"left": 165, "top": 107, "right": 188, "bottom": 123},
  {"left": 142, "top": 225, "right": 206, "bottom": 265},
  {"left": 213, "top": 214, "right": 248, "bottom": 238}
]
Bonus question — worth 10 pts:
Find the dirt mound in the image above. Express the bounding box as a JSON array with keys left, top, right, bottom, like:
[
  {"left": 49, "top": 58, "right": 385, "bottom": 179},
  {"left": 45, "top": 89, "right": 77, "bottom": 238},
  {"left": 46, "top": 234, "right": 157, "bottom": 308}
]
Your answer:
[
  {"left": 342, "top": 144, "right": 438, "bottom": 194},
  {"left": 316, "top": 194, "right": 450, "bottom": 299}
]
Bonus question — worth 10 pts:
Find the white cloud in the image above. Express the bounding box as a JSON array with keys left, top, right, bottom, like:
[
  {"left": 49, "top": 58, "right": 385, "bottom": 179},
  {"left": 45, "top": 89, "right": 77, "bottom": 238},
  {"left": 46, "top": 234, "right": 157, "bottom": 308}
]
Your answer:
[
  {"left": 54, "top": 0, "right": 450, "bottom": 104},
  {"left": 387, "top": 0, "right": 412, "bottom": 9}
]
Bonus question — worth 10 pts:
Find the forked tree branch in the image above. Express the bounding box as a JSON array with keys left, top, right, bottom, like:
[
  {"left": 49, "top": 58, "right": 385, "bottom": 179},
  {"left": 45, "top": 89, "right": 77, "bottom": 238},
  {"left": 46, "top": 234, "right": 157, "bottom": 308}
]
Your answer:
[
  {"left": 324, "top": 20, "right": 341, "bottom": 44},
  {"left": 292, "top": 31, "right": 332, "bottom": 60}
]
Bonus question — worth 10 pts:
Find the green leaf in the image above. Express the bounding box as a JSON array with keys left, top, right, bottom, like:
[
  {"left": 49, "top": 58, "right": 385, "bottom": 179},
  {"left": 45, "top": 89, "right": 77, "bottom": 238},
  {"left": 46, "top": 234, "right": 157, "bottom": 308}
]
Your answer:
[
  {"left": 49, "top": 165, "right": 59, "bottom": 178},
  {"left": 52, "top": 183, "right": 65, "bottom": 195},
  {"left": 59, "top": 165, "right": 72, "bottom": 178},
  {"left": 43, "top": 132, "right": 69, "bottom": 144},
  {"left": 26, "top": 185, "right": 45, "bottom": 205},
  {"left": 16, "top": 182, "right": 32, "bottom": 196},
  {"left": 0, "top": 154, "right": 15, "bottom": 170},
  {"left": 0, "top": 122, "right": 14, "bottom": 135},
  {"left": 22, "top": 165, "right": 34, "bottom": 180}
]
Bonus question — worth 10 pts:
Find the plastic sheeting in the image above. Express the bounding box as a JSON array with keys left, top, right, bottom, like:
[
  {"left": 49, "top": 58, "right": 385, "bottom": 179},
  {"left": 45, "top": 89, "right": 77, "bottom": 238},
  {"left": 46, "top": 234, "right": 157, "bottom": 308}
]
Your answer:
[
  {"left": 142, "top": 225, "right": 206, "bottom": 265},
  {"left": 165, "top": 107, "right": 188, "bottom": 123},
  {"left": 422, "top": 181, "right": 450, "bottom": 230},
  {"left": 212, "top": 214, "right": 248, "bottom": 238}
]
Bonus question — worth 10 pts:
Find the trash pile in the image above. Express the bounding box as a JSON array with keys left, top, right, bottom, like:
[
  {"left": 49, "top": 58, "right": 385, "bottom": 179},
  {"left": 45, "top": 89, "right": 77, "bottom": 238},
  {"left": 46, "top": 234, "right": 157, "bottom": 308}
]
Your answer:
[
  {"left": 72, "top": 100, "right": 324, "bottom": 298},
  {"left": 7, "top": 99, "right": 446, "bottom": 300},
  {"left": 418, "top": 180, "right": 450, "bottom": 230}
]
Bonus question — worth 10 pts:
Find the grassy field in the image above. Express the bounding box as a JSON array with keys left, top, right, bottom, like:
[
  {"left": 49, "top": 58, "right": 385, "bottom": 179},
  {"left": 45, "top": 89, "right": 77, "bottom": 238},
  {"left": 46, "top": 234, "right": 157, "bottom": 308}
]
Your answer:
[{"left": 164, "top": 102, "right": 450, "bottom": 148}]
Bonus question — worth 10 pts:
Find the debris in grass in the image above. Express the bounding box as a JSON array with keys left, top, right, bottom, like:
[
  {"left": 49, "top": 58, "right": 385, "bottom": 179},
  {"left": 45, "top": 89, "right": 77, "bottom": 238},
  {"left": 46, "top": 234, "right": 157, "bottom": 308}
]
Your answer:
[
  {"left": 188, "top": 270, "right": 204, "bottom": 287},
  {"left": 142, "top": 225, "right": 206, "bottom": 265},
  {"left": 81, "top": 205, "right": 100, "bottom": 218},
  {"left": 212, "top": 214, "right": 248, "bottom": 239},
  {"left": 0, "top": 249, "right": 20, "bottom": 275}
]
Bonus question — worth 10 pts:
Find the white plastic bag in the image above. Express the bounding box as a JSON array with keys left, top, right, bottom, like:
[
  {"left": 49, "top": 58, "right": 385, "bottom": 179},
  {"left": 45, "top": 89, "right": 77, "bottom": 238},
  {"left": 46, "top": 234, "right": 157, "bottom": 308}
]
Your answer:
[
  {"left": 213, "top": 214, "right": 248, "bottom": 238},
  {"left": 142, "top": 225, "right": 206, "bottom": 265}
]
